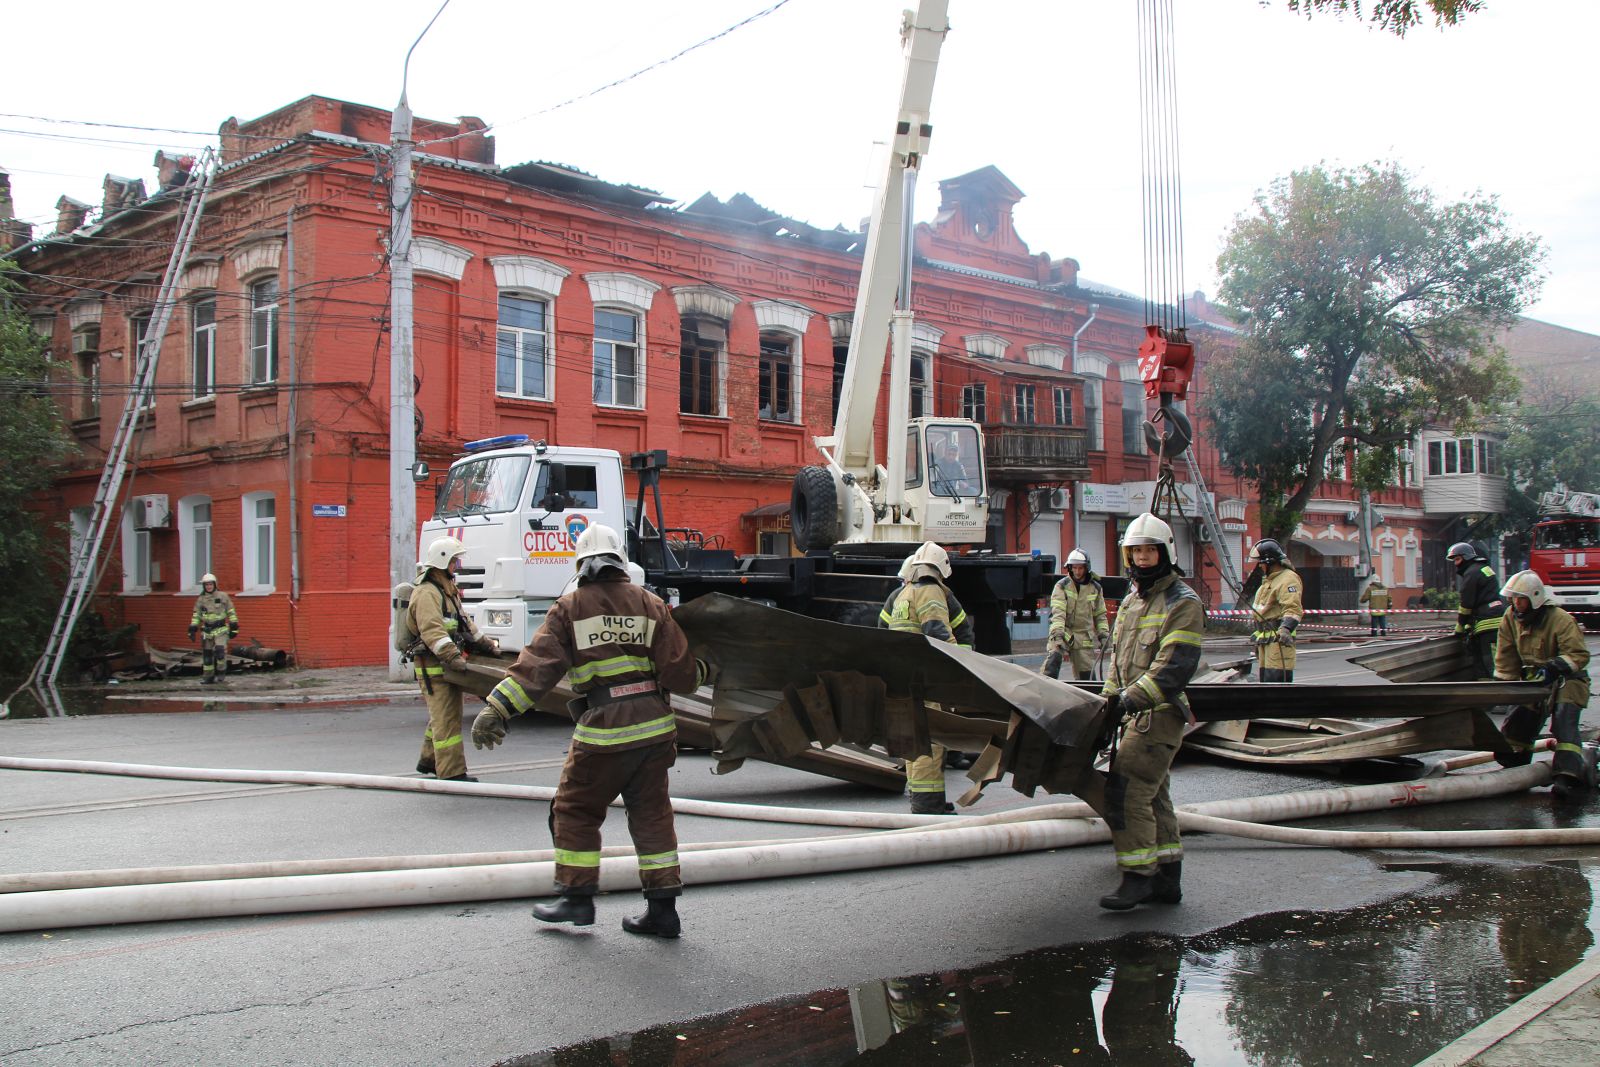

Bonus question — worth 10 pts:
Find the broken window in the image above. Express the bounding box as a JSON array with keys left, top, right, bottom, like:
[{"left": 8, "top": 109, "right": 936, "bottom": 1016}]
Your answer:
[
  {"left": 1053, "top": 386, "right": 1071, "bottom": 426},
  {"left": 961, "top": 382, "right": 987, "bottom": 424},
  {"left": 758, "top": 330, "right": 797, "bottom": 422},
  {"left": 910, "top": 351, "right": 930, "bottom": 419},
  {"left": 679, "top": 317, "right": 724, "bottom": 416},
  {"left": 1012, "top": 384, "right": 1036, "bottom": 424},
  {"left": 72, "top": 324, "right": 100, "bottom": 418}
]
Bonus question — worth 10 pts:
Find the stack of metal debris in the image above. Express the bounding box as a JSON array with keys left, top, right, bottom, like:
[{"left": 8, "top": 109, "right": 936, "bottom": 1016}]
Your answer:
[{"left": 112, "top": 641, "right": 292, "bottom": 682}]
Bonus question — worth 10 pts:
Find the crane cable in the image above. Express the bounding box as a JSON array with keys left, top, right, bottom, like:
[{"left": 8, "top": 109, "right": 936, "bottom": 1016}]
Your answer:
[{"left": 1137, "top": 0, "right": 1187, "bottom": 335}]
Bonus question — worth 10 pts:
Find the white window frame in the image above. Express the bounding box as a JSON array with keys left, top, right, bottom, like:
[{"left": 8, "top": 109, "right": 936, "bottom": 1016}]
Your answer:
[
  {"left": 592, "top": 306, "right": 644, "bottom": 409},
  {"left": 495, "top": 290, "right": 554, "bottom": 401},
  {"left": 178, "top": 494, "right": 213, "bottom": 592},
  {"left": 129, "top": 311, "right": 155, "bottom": 413},
  {"left": 1053, "top": 386, "right": 1071, "bottom": 426},
  {"left": 757, "top": 328, "right": 802, "bottom": 424},
  {"left": 248, "top": 277, "right": 280, "bottom": 385},
  {"left": 909, "top": 350, "right": 932, "bottom": 420},
  {"left": 1012, "top": 383, "right": 1037, "bottom": 425},
  {"left": 241, "top": 492, "right": 276, "bottom": 593},
  {"left": 121, "top": 507, "right": 151, "bottom": 594},
  {"left": 190, "top": 297, "right": 217, "bottom": 400}
]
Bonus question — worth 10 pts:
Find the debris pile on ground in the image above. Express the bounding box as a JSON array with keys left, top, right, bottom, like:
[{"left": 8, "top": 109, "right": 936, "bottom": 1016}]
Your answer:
[{"left": 113, "top": 640, "right": 292, "bottom": 682}]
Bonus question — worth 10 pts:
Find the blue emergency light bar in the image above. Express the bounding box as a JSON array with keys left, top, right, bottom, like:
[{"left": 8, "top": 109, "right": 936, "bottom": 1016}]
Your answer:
[{"left": 462, "top": 434, "right": 530, "bottom": 453}]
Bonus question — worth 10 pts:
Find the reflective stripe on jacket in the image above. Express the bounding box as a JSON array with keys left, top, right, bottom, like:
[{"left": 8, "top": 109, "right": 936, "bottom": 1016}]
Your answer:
[
  {"left": 407, "top": 572, "right": 478, "bottom": 665},
  {"left": 491, "top": 571, "right": 697, "bottom": 752},
  {"left": 879, "top": 582, "right": 973, "bottom": 647},
  {"left": 1104, "top": 572, "right": 1205, "bottom": 718},
  {"left": 1047, "top": 575, "right": 1109, "bottom": 651},
  {"left": 1493, "top": 605, "right": 1591, "bottom": 708},
  {"left": 190, "top": 591, "right": 238, "bottom": 633},
  {"left": 880, "top": 578, "right": 957, "bottom": 644},
  {"left": 1457, "top": 562, "right": 1506, "bottom": 631},
  {"left": 1359, "top": 585, "right": 1391, "bottom": 613}
]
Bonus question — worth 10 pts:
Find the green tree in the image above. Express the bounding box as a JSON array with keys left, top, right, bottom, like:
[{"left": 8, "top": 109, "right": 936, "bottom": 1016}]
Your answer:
[
  {"left": 1208, "top": 162, "right": 1541, "bottom": 541},
  {"left": 0, "top": 263, "right": 75, "bottom": 668},
  {"left": 1282, "top": 0, "right": 1483, "bottom": 37}
]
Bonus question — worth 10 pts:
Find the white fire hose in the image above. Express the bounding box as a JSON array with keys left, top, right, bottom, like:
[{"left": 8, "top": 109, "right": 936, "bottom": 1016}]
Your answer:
[{"left": 0, "top": 759, "right": 1583, "bottom": 933}]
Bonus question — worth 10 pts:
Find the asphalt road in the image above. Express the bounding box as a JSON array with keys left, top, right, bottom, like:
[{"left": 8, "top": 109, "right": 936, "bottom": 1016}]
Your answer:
[{"left": 1, "top": 634, "right": 1596, "bottom": 1066}]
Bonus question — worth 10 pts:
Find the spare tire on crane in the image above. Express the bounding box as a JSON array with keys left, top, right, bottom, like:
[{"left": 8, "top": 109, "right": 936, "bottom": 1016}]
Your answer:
[{"left": 791, "top": 466, "right": 839, "bottom": 550}]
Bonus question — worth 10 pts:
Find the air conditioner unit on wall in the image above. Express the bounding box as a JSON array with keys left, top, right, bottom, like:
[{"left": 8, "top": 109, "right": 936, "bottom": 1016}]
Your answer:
[
  {"left": 131, "top": 494, "right": 170, "bottom": 530},
  {"left": 1048, "top": 488, "right": 1070, "bottom": 511}
]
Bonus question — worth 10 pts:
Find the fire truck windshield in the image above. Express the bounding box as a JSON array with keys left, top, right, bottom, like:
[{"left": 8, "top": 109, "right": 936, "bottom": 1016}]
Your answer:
[
  {"left": 1535, "top": 519, "right": 1600, "bottom": 550},
  {"left": 436, "top": 454, "right": 531, "bottom": 517}
]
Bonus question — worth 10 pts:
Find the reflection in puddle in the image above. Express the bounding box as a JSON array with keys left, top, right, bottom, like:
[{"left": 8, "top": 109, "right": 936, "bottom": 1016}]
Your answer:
[{"left": 509, "top": 861, "right": 1597, "bottom": 1066}]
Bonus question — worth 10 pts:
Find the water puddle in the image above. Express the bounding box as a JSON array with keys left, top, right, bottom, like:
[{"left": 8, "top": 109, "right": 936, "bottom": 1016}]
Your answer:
[{"left": 508, "top": 859, "right": 1599, "bottom": 1066}]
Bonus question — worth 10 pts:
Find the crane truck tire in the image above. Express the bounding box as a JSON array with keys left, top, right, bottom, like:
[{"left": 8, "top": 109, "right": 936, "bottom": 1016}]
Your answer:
[{"left": 791, "top": 466, "right": 840, "bottom": 550}]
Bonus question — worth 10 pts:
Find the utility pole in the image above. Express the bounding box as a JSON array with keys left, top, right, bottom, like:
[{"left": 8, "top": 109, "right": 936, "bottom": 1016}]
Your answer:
[{"left": 387, "top": 0, "right": 451, "bottom": 681}]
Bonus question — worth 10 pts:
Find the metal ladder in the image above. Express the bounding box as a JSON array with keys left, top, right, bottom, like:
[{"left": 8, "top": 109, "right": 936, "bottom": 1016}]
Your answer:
[
  {"left": 1182, "top": 448, "right": 1243, "bottom": 599},
  {"left": 10, "top": 150, "right": 216, "bottom": 714}
]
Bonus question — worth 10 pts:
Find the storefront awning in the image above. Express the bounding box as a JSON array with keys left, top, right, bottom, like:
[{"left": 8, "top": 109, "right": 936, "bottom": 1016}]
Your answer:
[{"left": 1293, "top": 537, "right": 1358, "bottom": 558}]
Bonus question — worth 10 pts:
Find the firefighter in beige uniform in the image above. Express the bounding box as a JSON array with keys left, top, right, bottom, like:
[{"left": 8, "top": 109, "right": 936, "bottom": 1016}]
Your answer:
[
  {"left": 1359, "top": 578, "right": 1390, "bottom": 636},
  {"left": 1493, "top": 570, "right": 1593, "bottom": 799},
  {"left": 408, "top": 536, "right": 496, "bottom": 781},
  {"left": 881, "top": 541, "right": 961, "bottom": 814},
  {"left": 1076, "top": 513, "right": 1205, "bottom": 911},
  {"left": 474, "top": 524, "right": 712, "bottom": 938},
  {"left": 187, "top": 573, "right": 238, "bottom": 685},
  {"left": 1045, "top": 548, "right": 1111, "bottom": 681},
  {"left": 1248, "top": 538, "right": 1302, "bottom": 683}
]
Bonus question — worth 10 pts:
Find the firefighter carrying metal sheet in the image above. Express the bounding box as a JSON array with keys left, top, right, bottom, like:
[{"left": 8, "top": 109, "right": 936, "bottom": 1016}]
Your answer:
[
  {"left": 1044, "top": 548, "right": 1111, "bottom": 681},
  {"left": 1492, "top": 570, "right": 1593, "bottom": 799},
  {"left": 879, "top": 541, "right": 962, "bottom": 814},
  {"left": 1448, "top": 540, "right": 1504, "bottom": 678},
  {"left": 1247, "top": 539, "right": 1302, "bottom": 682},
  {"left": 879, "top": 554, "right": 975, "bottom": 649},
  {"left": 1075, "top": 513, "right": 1205, "bottom": 911},
  {"left": 187, "top": 574, "right": 238, "bottom": 685},
  {"left": 408, "top": 536, "right": 497, "bottom": 782},
  {"left": 474, "top": 524, "right": 712, "bottom": 938}
]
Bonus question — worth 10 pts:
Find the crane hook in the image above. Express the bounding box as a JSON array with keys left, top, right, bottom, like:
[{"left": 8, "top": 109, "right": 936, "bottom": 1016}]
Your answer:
[{"left": 1142, "top": 394, "right": 1192, "bottom": 463}]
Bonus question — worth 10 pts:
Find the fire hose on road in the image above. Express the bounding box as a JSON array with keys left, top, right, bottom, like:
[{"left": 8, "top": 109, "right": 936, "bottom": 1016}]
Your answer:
[{"left": 0, "top": 758, "right": 1590, "bottom": 933}]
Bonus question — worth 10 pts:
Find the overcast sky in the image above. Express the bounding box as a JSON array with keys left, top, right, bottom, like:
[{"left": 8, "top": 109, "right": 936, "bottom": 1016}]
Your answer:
[{"left": 6, "top": 0, "right": 1596, "bottom": 334}]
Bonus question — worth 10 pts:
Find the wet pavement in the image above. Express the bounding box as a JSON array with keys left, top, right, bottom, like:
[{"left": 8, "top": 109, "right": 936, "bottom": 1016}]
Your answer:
[{"left": 510, "top": 859, "right": 1600, "bottom": 1066}]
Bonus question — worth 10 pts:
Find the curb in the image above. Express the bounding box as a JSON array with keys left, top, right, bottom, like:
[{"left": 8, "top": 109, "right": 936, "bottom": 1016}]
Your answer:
[
  {"left": 1413, "top": 951, "right": 1600, "bottom": 1066},
  {"left": 105, "top": 689, "right": 417, "bottom": 708}
]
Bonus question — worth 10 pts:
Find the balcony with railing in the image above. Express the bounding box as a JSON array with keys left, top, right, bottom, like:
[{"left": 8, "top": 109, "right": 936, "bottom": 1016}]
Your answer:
[{"left": 983, "top": 421, "right": 1089, "bottom": 481}]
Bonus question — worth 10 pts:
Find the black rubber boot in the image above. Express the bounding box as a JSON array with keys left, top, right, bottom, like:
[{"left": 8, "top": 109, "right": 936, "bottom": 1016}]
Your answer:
[
  {"left": 1099, "top": 872, "right": 1156, "bottom": 911},
  {"left": 442, "top": 774, "right": 478, "bottom": 783},
  {"left": 533, "top": 894, "right": 595, "bottom": 926},
  {"left": 909, "top": 794, "right": 956, "bottom": 815},
  {"left": 1551, "top": 773, "right": 1582, "bottom": 801},
  {"left": 1152, "top": 861, "right": 1183, "bottom": 904},
  {"left": 416, "top": 758, "right": 436, "bottom": 775},
  {"left": 622, "top": 898, "right": 681, "bottom": 939}
]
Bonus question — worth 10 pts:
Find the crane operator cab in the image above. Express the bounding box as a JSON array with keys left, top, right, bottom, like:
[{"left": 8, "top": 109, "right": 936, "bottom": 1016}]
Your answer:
[{"left": 903, "top": 418, "right": 987, "bottom": 543}]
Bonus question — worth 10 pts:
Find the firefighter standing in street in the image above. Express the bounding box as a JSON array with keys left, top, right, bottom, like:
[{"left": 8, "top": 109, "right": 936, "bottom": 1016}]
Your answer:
[
  {"left": 1075, "top": 513, "right": 1205, "bottom": 911},
  {"left": 187, "top": 573, "right": 238, "bottom": 685},
  {"left": 880, "top": 541, "right": 961, "bottom": 814},
  {"left": 1044, "top": 548, "right": 1111, "bottom": 681},
  {"left": 473, "top": 524, "right": 711, "bottom": 938},
  {"left": 1449, "top": 541, "right": 1504, "bottom": 679},
  {"left": 1359, "top": 577, "right": 1391, "bottom": 637},
  {"left": 408, "top": 536, "right": 497, "bottom": 782},
  {"left": 879, "top": 554, "right": 975, "bottom": 648},
  {"left": 1492, "top": 570, "right": 1592, "bottom": 798},
  {"left": 1248, "top": 539, "right": 1302, "bottom": 682}
]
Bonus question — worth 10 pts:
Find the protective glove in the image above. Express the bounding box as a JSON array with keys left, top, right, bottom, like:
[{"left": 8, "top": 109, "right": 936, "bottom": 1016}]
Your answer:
[
  {"left": 440, "top": 649, "right": 467, "bottom": 671},
  {"left": 472, "top": 635, "right": 500, "bottom": 656},
  {"left": 1454, "top": 622, "right": 1470, "bottom": 639},
  {"left": 1275, "top": 628, "right": 1296, "bottom": 648},
  {"left": 187, "top": 625, "right": 198, "bottom": 640},
  {"left": 471, "top": 704, "right": 509, "bottom": 750},
  {"left": 1097, "top": 631, "right": 1111, "bottom": 652},
  {"left": 1096, "top": 692, "right": 1122, "bottom": 753},
  {"left": 228, "top": 626, "right": 239, "bottom": 638},
  {"left": 1040, "top": 650, "right": 1063, "bottom": 679},
  {"left": 1534, "top": 657, "right": 1569, "bottom": 685},
  {"left": 695, "top": 657, "right": 721, "bottom": 689}
]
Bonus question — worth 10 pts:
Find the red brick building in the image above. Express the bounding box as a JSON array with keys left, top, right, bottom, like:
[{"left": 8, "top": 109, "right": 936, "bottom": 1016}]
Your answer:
[{"left": 8, "top": 95, "right": 1442, "bottom": 666}]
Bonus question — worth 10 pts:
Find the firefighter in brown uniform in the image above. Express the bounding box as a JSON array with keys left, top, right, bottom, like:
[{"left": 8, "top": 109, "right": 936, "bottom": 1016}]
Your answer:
[
  {"left": 1448, "top": 541, "right": 1505, "bottom": 679},
  {"left": 1247, "top": 539, "right": 1302, "bottom": 682},
  {"left": 1076, "top": 513, "right": 1205, "bottom": 911},
  {"left": 187, "top": 573, "right": 238, "bottom": 685},
  {"left": 408, "top": 536, "right": 497, "bottom": 781},
  {"left": 473, "top": 524, "right": 712, "bottom": 937},
  {"left": 1359, "top": 577, "right": 1390, "bottom": 636},
  {"left": 880, "top": 541, "right": 961, "bottom": 814},
  {"left": 1492, "top": 570, "right": 1592, "bottom": 799},
  {"left": 1045, "top": 548, "right": 1111, "bottom": 681}
]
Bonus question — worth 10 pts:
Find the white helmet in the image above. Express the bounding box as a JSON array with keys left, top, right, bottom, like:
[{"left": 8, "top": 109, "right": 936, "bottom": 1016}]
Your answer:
[
  {"left": 897, "top": 556, "right": 916, "bottom": 583},
  {"left": 908, "top": 541, "right": 951, "bottom": 579},
  {"left": 423, "top": 536, "right": 467, "bottom": 572},
  {"left": 1065, "top": 549, "right": 1090, "bottom": 570},
  {"left": 574, "top": 523, "right": 627, "bottom": 567},
  {"left": 1120, "top": 513, "right": 1176, "bottom": 570},
  {"left": 200, "top": 573, "right": 217, "bottom": 586},
  {"left": 1500, "top": 570, "right": 1548, "bottom": 612}
]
